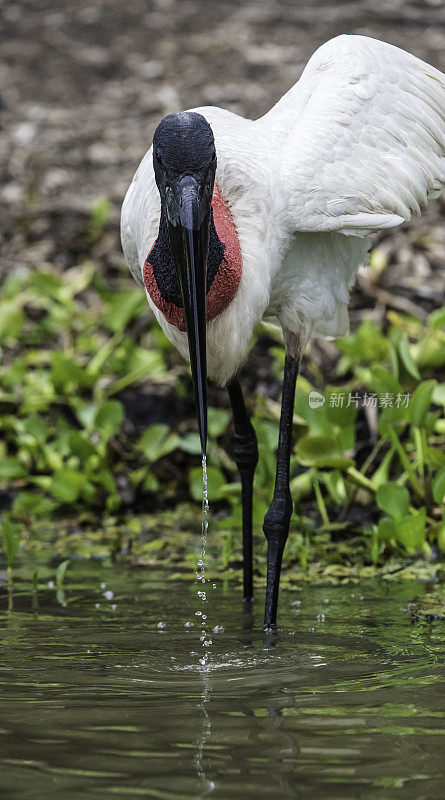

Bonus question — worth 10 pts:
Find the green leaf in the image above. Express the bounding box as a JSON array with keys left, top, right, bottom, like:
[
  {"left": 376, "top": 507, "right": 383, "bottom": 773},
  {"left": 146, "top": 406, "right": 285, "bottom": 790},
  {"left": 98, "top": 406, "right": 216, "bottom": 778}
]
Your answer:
[
  {"left": 293, "top": 392, "right": 333, "bottom": 436},
  {"left": 30, "top": 270, "right": 62, "bottom": 298},
  {"left": 368, "top": 365, "right": 403, "bottom": 397},
  {"left": 432, "top": 467, "right": 445, "bottom": 505},
  {"left": 437, "top": 521, "right": 445, "bottom": 553},
  {"left": 0, "top": 301, "right": 24, "bottom": 344},
  {"left": 178, "top": 433, "right": 202, "bottom": 455},
  {"left": 56, "top": 560, "right": 70, "bottom": 588},
  {"left": 106, "top": 349, "right": 165, "bottom": 394},
  {"left": 396, "top": 332, "right": 421, "bottom": 380},
  {"left": 416, "top": 331, "right": 445, "bottom": 369},
  {"left": 143, "top": 472, "right": 160, "bottom": 492},
  {"left": 91, "top": 468, "right": 116, "bottom": 493},
  {"left": 139, "top": 424, "right": 179, "bottom": 462},
  {"left": 425, "top": 447, "right": 445, "bottom": 469},
  {"left": 104, "top": 290, "right": 146, "bottom": 333},
  {"left": 408, "top": 380, "right": 437, "bottom": 428},
  {"left": 0, "top": 458, "right": 27, "bottom": 480},
  {"left": 23, "top": 416, "right": 48, "bottom": 444},
  {"left": 63, "top": 263, "right": 94, "bottom": 297},
  {"left": 74, "top": 402, "right": 98, "bottom": 431},
  {"left": 428, "top": 306, "right": 445, "bottom": 330},
  {"left": 51, "top": 468, "right": 86, "bottom": 503},
  {"left": 69, "top": 432, "right": 98, "bottom": 460},
  {"left": 395, "top": 510, "right": 426, "bottom": 552},
  {"left": 377, "top": 517, "right": 397, "bottom": 543},
  {"left": 295, "top": 435, "right": 354, "bottom": 469},
  {"left": 322, "top": 470, "right": 347, "bottom": 504},
  {"left": 0, "top": 518, "right": 20, "bottom": 568},
  {"left": 376, "top": 483, "right": 410, "bottom": 521},
  {"left": 432, "top": 383, "right": 445, "bottom": 408},
  {"left": 12, "top": 492, "right": 56, "bottom": 520},
  {"left": 94, "top": 400, "right": 124, "bottom": 440},
  {"left": 325, "top": 387, "right": 357, "bottom": 427},
  {"left": 189, "top": 465, "right": 225, "bottom": 501},
  {"left": 51, "top": 352, "right": 95, "bottom": 392},
  {"left": 336, "top": 319, "right": 388, "bottom": 367},
  {"left": 207, "top": 407, "right": 230, "bottom": 438}
]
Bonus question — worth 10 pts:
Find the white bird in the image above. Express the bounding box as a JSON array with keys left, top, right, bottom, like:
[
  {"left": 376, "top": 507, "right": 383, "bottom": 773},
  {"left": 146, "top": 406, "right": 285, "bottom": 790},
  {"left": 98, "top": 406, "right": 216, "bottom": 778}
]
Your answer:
[{"left": 121, "top": 34, "right": 445, "bottom": 628}]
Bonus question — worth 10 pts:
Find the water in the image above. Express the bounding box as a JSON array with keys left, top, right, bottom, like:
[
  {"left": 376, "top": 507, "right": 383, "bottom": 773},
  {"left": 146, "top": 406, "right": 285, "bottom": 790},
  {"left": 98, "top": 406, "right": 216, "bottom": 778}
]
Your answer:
[
  {"left": 196, "top": 455, "right": 211, "bottom": 666},
  {"left": 0, "top": 561, "right": 443, "bottom": 800}
]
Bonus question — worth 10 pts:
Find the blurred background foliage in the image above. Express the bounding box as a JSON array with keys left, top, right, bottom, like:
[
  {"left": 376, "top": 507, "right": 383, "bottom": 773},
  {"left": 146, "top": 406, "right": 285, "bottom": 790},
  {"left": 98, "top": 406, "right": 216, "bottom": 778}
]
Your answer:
[
  {"left": 0, "top": 203, "right": 444, "bottom": 574},
  {"left": 0, "top": 0, "right": 444, "bottom": 578}
]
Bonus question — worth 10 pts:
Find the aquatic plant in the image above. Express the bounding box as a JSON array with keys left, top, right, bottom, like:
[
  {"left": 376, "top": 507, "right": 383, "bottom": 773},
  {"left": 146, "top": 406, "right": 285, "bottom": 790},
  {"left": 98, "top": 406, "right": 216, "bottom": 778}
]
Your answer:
[{"left": 0, "top": 200, "right": 443, "bottom": 575}]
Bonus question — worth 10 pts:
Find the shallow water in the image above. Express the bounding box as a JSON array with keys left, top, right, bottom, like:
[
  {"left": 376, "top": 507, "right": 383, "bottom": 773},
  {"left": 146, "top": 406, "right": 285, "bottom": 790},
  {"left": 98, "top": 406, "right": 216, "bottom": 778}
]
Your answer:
[{"left": 0, "top": 562, "right": 443, "bottom": 800}]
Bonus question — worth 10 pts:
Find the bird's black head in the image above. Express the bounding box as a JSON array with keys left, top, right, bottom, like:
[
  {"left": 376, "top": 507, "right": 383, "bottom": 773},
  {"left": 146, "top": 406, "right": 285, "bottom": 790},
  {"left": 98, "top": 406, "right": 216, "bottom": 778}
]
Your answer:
[
  {"left": 153, "top": 112, "right": 216, "bottom": 229},
  {"left": 153, "top": 111, "right": 216, "bottom": 175},
  {"left": 152, "top": 112, "right": 217, "bottom": 456}
]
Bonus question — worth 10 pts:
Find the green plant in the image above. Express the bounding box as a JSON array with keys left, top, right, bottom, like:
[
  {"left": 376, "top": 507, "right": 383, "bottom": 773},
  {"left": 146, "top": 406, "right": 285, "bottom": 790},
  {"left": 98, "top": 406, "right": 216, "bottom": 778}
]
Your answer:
[{"left": 0, "top": 516, "right": 20, "bottom": 609}]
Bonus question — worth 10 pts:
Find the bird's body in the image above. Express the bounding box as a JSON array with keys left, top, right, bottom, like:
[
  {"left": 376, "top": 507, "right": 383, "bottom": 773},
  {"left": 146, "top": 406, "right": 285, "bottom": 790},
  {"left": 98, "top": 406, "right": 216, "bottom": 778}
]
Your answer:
[
  {"left": 122, "top": 34, "right": 444, "bottom": 382},
  {"left": 121, "top": 34, "right": 444, "bottom": 627}
]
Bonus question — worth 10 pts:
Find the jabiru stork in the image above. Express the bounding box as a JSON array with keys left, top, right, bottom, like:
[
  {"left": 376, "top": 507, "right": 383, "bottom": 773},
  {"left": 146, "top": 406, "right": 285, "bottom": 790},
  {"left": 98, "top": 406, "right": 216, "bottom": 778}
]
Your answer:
[{"left": 121, "top": 35, "right": 445, "bottom": 628}]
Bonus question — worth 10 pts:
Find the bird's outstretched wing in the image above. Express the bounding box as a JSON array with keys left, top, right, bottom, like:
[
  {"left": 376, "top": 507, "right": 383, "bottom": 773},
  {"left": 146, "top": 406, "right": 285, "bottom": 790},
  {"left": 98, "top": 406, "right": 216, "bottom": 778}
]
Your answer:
[{"left": 269, "top": 35, "right": 444, "bottom": 237}]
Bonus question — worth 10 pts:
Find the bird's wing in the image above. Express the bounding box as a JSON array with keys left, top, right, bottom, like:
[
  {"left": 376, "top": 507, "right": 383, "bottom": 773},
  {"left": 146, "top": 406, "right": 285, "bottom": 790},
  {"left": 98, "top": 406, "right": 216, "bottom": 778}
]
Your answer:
[
  {"left": 269, "top": 35, "right": 445, "bottom": 237},
  {"left": 121, "top": 145, "right": 160, "bottom": 288}
]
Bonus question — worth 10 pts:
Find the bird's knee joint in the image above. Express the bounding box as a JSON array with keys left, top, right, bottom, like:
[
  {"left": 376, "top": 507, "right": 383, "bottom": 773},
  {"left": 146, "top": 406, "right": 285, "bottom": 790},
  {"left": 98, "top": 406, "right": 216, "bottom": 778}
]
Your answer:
[
  {"left": 233, "top": 426, "right": 259, "bottom": 474},
  {"left": 263, "top": 490, "right": 293, "bottom": 545}
]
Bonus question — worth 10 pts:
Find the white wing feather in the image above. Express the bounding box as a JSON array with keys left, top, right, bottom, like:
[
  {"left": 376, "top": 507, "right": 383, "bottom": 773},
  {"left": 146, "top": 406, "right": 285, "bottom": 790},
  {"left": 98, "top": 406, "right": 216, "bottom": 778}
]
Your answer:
[
  {"left": 265, "top": 35, "right": 445, "bottom": 236},
  {"left": 121, "top": 146, "right": 159, "bottom": 288}
]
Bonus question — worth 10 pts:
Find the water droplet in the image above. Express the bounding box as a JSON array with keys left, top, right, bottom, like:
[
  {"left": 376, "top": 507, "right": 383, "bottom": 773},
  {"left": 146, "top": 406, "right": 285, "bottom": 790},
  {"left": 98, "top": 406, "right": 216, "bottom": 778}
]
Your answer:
[
  {"left": 184, "top": 621, "right": 194, "bottom": 628},
  {"left": 47, "top": 580, "right": 54, "bottom": 588},
  {"left": 95, "top": 603, "right": 100, "bottom": 609},
  {"left": 100, "top": 582, "right": 106, "bottom": 590},
  {"left": 103, "top": 590, "right": 113, "bottom": 600},
  {"left": 157, "top": 621, "right": 166, "bottom": 629},
  {"left": 195, "top": 611, "right": 202, "bottom": 616},
  {"left": 111, "top": 604, "right": 117, "bottom": 610},
  {"left": 212, "top": 625, "right": 224, "bottom": 633}
]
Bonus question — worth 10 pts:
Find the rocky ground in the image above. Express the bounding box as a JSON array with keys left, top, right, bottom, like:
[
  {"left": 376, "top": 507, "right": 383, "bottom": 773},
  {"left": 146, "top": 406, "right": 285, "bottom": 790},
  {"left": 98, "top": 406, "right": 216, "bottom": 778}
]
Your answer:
[{"left": 0, "top": 0, "right": 444, "bottom": 385}]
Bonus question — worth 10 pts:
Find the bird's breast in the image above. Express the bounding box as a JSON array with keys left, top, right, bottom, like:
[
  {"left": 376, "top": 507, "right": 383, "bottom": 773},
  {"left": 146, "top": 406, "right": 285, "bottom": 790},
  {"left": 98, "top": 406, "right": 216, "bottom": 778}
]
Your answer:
[{"left": 143, "top": 185, "right": 242, "bottom": 331}]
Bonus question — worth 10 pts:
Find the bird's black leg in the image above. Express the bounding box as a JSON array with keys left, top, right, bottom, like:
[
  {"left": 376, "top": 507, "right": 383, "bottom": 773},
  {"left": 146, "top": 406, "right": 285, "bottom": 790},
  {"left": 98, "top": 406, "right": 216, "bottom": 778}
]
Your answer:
[
  {"left": 263, "top": 332, "right": 305, "bottom": 630},
  {"left": 227, "top": 377, "right": 258, "bottom": 602}
]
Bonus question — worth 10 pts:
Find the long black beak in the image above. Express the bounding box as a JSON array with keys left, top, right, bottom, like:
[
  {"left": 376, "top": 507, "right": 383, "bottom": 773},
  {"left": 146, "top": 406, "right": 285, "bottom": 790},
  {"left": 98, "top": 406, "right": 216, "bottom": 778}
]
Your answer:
[{"left": 165, "top": 175, "right": 213, "bottom": 456}]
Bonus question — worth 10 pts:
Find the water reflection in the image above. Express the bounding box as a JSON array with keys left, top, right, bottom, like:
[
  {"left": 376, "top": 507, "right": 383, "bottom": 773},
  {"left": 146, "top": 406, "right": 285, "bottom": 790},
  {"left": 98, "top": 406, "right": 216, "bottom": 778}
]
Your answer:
[
  {"left": 0, "top": 564, "right": 443, "bottom": 800},
  {"left": 195, "top": 668, "right": 214, "bottom": 795}
]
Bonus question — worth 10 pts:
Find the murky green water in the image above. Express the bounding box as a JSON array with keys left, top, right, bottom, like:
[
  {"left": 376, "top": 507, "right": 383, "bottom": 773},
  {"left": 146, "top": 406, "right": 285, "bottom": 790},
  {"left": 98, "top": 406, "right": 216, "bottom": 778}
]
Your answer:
[{"left": 0, "top": 561, "right": 443, "bottom": 800}]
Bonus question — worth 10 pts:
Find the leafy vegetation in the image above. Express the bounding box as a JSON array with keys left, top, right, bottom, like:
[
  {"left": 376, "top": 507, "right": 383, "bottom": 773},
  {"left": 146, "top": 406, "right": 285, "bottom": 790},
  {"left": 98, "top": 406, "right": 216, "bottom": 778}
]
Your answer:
[{"left": 0, "top": 203, "right": 444, "bottom": 586}]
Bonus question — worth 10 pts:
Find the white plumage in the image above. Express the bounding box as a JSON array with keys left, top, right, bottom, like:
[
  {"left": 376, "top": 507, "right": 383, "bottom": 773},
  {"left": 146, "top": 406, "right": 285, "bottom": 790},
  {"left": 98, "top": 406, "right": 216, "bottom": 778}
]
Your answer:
[{"left": 121, "top": 34, "right": 444, "bottom": 385}]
